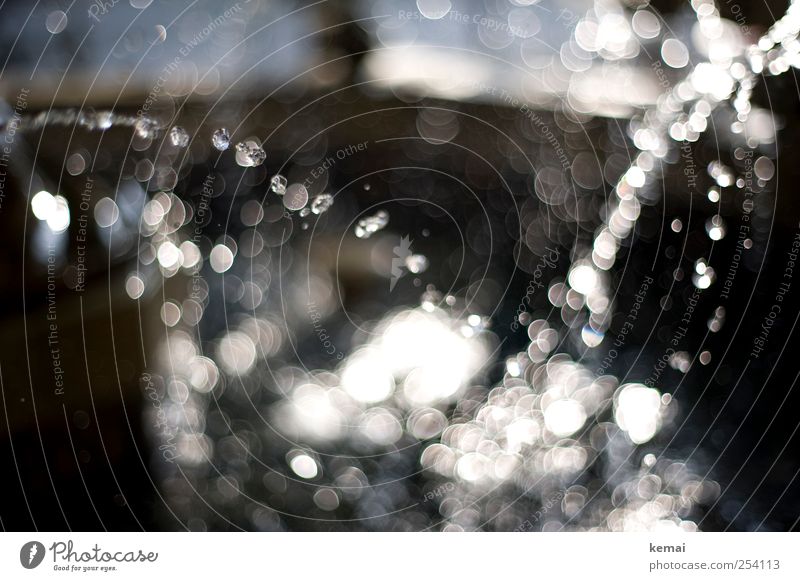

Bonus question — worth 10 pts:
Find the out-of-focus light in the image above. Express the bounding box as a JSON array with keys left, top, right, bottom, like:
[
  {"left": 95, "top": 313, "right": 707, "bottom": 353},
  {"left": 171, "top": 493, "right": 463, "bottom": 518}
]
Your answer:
[
  {"left": 568, "top": 263, "right": 598, "bottom": 295},
  {"left": 125, "top": 274, "right": 145, "bottom": 299},
  {"left": 217, "top": 331, "right": 256, "bottom": 375},
  {"left": 661, "top": 38, "right": 690, "bottom": 68},
  {"left": 416, "top": 0, "right": 451, "bottom": 20},
  {"left": 341, "top": 348, "right": 395, "bottom": 403},
  {"left": 31, "top": 190, "right": 56, "bottom": 220},
  {"left": 544, "top": 399, "right": 587, "bottom": 437},
  {"left": 94, "top": 197, "right": 120, "bottom": 228},
  {"left": 157, "top": 241, "right": 182, "bottom": 269},
  {"left": 32, "top": 191, "right": 70, "bottom": 233},
  {"left": 289, "top": 453, "right": 318, "bottom": 479},
  {"left": 210, "top": 244, "right": 234, "bottom": 273},
  {"left": 47, "top": 195, "right": 71, "bottom": 233},
  {"left": 614, "top": 384, "right": 663, "bottom": 444}
]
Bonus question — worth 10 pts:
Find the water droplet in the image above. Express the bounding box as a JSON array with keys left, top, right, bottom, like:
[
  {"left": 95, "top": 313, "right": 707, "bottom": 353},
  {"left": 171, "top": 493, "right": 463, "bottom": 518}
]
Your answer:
[
  {"left": 708, "top": 161, "right": 734, "bottom": 187},
  {"left": 692, "top": 261, "right": 716, "bottom": 289},
  {"left": 47, "top": 195, "right": 70, "bottom": 233},
  {"left": 235, "top": 141, "right": 266, "bottom": 167},
  {"left": 211, "top": 128, "right": 230, "bottom": 151},
  {"left": 671, "top": 218, "right": 683, "bottom": 232},
  {"left": 405, "top": 254, "right": 428, "bottom": 274},
  {"left": 699, "top": 351, "right": 712, "bottom": 365},
  {"left": 31, "top": 190, "right": 55, "bottom": 220},
  {"left": 708, "top": 306, "right": 726, "bottom": 332},
  {"left": 270, "top": 174, "right": 287, "bottom": 195},
  {"left": 669, "top": 351, "right": 691, "bottom": 373},
  {"left": 170, "top": 126, "right": 189, "bottom": 147},
  {"left": 705, "top": 215, "right": 726, "bottom": 240},
  {"left": 354, "top": 210, "right": 389, "bottom": 239},
  {"left": 707, "top": 187, "right": 720, "bottom": 202},
  {"left": 134, "top": 117, "right": 158, "bottom": 139},
  {"left": 289, "top": 453, "right": 318, "bottom": 479},
  {"left": 310, "top": 193, "right": 334, "bottom": 215},
  {"left": 625, "top": 166, "right": 646, "bottom": 188},
  {"left": 95, "top": 112, "right": 113, "bottom": 130},
  {"left": 78, "top": 111, "right": 112, "bottom": 131},
  {"left": 504, "top": 358, "right": 525, "bottom": 382},
  {"left": 421, "top": 286, "right": 442, "bottom": 311},
  {"left": 299, "top": 208, "right": 311, "bottom": 217},
  {"left": 695, "top": 259, "right": 708, "bottom": 275}
]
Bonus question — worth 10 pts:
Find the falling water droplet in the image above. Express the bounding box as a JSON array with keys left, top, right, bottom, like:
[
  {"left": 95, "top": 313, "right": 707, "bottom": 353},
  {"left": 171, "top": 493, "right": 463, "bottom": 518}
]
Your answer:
[
  {"left": 134, "top": 117, "right": 158, "bottom": 139},
  {"left": 310, "top": 194, "right": 334, "bottom": 215},
  {"left": 235, "top": 141, "right": 266, "bottom": 167},
  {"left": 708, "top": 306, "right": 726, "bottom": 332},
  {"left": 705, "top": 215, "right": 726, "bottom": 240},
  {"left": 354, "top": 210, "right": 389, "bottom": 239},
  {"left": 170, "top": 126, "right": 189, "bottom": 147},
  {"left": 708, "top": 161, "right": 734, "bottom": 187},
  {"left": 95, "top": 112, "right": 113, "bottom": 130},
  {"left": 421, "top": 285, "right": 442, "bottom": 312},
  {"left": 405, "top": 254, "right": 428, "bottom": 274},
  {"left": 270, "top": 174, "right": 287, "bottom": 195},
  {"left": 692, "top": 259, "right": 716, "bottom": 289},
  {"left": 211, "top": 128, "right": 230, "bottom": 151},
  {"left": 669, "top": 351, "right": 691, "bottom": 373}
]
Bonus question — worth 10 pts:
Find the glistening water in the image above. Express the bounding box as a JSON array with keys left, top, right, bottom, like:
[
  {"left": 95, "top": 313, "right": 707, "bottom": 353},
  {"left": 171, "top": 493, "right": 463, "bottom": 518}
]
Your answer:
[{"left": 1, "top": 0, "right": 799, "bottom": 532}]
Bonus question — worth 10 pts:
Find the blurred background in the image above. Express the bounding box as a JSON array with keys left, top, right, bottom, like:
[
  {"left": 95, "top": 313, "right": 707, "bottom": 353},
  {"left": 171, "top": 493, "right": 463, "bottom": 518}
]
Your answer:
[{"left": 0, "top": 0, "right": 799, "bottom": 532}]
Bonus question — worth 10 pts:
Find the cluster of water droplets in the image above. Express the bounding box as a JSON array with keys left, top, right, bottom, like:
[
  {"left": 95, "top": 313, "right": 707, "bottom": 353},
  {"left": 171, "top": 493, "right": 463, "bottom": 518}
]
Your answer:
[
  {"left": 354, "top": 210, "right": 390, "bottom": 239},
  {"left": 562, "top": 0, "right": 779, "bottom": 358}
]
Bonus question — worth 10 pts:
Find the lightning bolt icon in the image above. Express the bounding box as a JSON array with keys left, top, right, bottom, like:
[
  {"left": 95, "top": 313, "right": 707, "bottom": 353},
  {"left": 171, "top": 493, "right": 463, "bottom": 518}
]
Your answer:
[{"left": 390, "top": 235, "right": 413, "bottom": 292}]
